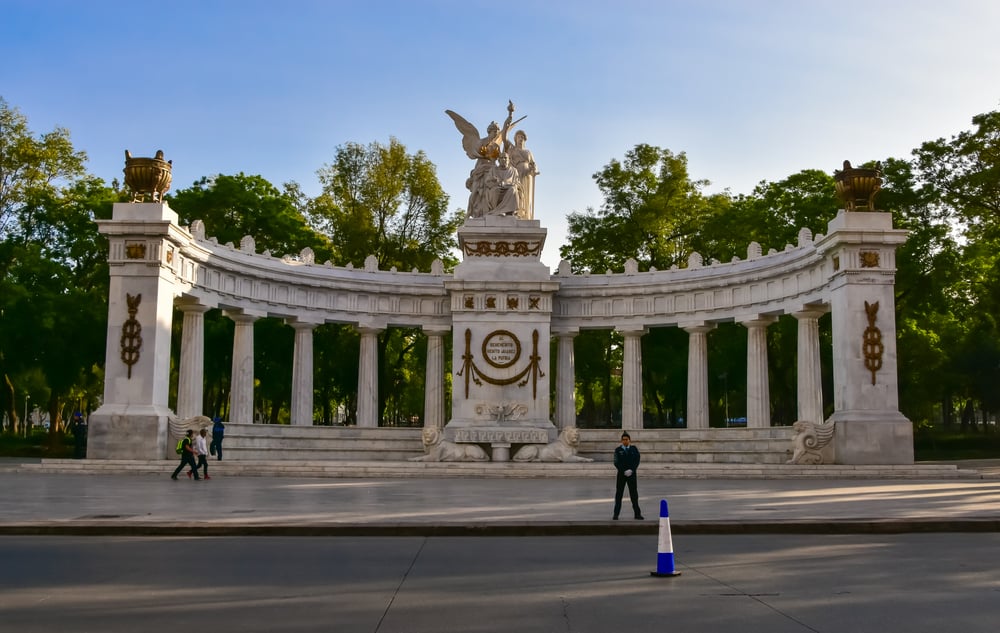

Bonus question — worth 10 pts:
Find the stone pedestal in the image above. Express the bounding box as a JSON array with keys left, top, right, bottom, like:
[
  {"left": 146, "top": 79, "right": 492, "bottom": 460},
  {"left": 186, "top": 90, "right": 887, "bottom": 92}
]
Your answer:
[{"left": 443, "top": 217, "right": 560, "bottom": 460}]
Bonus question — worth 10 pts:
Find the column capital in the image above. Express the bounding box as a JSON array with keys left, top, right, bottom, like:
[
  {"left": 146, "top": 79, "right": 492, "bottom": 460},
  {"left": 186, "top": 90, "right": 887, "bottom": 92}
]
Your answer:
[
  {"left": 681, "top": 322, "right": 716, "bottom": 334},
  {"left": 223, "top": 309, "right": 262, "bottom": 323},
  {"left": 552, "top": 326, "right": 580, "bottom": 338},
  {"left": 286, "top": 319, "right": 320, "bottom": 330},
  {"left": 175, "top": 298, "right": 210, "bottom": 314},
  {"left": 738, "top": 315, "right": 778, "bottom": 328},
  {"left": 792, "top": 305, "right": 829, "bottom": 320},
  {"left": 616, "top": 325, "right": 648, "bottom": 336},
  {"left": 421, "top": 324, "right": 452, "bottom": 337}
]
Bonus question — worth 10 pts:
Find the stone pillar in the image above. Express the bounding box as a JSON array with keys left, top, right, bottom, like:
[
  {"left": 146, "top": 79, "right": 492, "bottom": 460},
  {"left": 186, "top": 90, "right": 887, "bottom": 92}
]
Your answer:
[
  {"left": 619, "top": 327, "right": 646, "bottom": 430},
  {"left": 793, "top": 308, "right": 826, "bottom": 424},
  {"left": 176, "top": 301, "right": 210, "bottom": 420},
  {"left": 741, "top": 316, "right": 776, "bottom": 428},
  {"left": 422, "top": 326, "right": 450, "bottom": 429},
  {"left": 227, "top": 312, "right": 258, "bottom": 424},
  {"left": 820, "top": 210, "right": 913, "bottom": 464},
  {"left": 683, "top": 323, "right": 715, "bottom": 429},
  {"left": 553, "top": 327, "right": 579, "bottom": 430},
  {"left": 289, "top": 321, "right": 317, "bottom": 426},
  {"left": 356, "top": 326, "right": 381, "bottom": 428},
  {"left": 89, "top": 202, "right": 186, "bottom": 460}
]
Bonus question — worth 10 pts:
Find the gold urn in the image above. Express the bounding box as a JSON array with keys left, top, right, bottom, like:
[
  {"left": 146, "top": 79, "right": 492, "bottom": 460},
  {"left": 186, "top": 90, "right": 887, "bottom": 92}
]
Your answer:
[
  {"left": 123, "top": 150, "right": 172, "bottom": 202},
  {"left": 834, "top": 160, "right": 882, "bottom": 212}
]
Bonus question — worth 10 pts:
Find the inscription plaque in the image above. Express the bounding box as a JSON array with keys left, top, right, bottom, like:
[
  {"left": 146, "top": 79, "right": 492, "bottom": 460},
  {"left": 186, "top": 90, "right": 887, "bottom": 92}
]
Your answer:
[{"left": 482, "top": 330, "right": 521, "bottom": 369}]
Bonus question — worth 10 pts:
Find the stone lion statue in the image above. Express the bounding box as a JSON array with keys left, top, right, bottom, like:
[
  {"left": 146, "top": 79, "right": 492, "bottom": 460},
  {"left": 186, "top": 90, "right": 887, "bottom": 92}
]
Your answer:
[
  {"left": 512, "top": 427, "right": 594, "bottom": 463},
  {"left": 409, "top": 426, "right": 490, "bottom": 462}
]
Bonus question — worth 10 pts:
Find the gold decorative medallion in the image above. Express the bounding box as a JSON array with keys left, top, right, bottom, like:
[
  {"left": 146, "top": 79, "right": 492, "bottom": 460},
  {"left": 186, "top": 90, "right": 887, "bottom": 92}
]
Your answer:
[
  {"left": 859, "top": 251, "right": 880, "bottom": 268},
  {"left": 125, "top": 242, "right": 146, "bottom": 259}
]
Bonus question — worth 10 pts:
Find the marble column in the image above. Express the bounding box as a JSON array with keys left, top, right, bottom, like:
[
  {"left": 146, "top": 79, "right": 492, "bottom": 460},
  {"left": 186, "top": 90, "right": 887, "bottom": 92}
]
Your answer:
[
  {"left": 356, "top": 326, "right": 381, "bottom": 428},
  {"left": 422, "top": 326, "right": 449, "bottom": 429},
  {"left": 176, "top": 301, "right": 209, "bottom": 420},
  {"left": 289, "top": 321, "right": 317, "bottom": 426},
  {"left": 793, "top": 308, "right": 826, "bottom": 424},
  {"left": 619, "top": 327, "right": 646, "bottom": 430},
  {"left": 227, "top": 312, "right": 258, "bottom": 424},
  {"left": 553, "top": 327, "right": 579, "bottom": 430},
  {"left": 741, "top": 316, "right": 776, "bottom": 428},
  {"left": 683, "top": 323, "right": 715, "bottom": 429}
]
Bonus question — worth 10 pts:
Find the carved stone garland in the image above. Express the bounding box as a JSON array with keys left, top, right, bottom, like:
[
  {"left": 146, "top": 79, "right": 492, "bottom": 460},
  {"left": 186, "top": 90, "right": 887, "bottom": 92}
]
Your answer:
[{"left": 456, "top": 329, "right": 544, "bottom": 399}]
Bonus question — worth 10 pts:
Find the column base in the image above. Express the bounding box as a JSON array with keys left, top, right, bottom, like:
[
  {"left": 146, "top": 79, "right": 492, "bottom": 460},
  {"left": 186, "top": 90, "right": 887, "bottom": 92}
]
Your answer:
[
  {"left": 826, "top": 410, "right": 914, "bottom": 465},
  {"left": 87, "top": 404, "right": 173, "bottom": 460}
]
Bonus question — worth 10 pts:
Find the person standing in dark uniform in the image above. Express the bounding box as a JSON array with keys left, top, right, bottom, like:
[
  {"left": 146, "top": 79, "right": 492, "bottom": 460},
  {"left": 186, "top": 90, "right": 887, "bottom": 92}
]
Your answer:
[
  {"left": 71, "top": 412, "right": 88, "bottom": 459},
  {"left": 612, "top": 431, "right": 643, "bottom": 520},
  {"left": 210, "top": 417, "right": 225, "bottom": 461}
]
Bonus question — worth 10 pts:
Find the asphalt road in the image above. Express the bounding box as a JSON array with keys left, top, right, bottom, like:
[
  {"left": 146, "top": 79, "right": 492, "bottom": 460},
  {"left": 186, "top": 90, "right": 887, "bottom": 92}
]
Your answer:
[{"left": 2, "top": 533, "right": 998, "bottom": 633}]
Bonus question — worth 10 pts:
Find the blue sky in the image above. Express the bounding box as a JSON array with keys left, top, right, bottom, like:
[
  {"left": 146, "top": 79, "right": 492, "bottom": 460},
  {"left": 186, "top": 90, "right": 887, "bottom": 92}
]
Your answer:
[{"left": 3, "top": 0, "right": 999, "bottom": 267}]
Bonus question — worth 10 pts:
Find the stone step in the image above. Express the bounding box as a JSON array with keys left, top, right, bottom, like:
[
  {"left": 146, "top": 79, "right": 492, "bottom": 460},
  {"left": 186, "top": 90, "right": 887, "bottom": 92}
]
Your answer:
[
  {"left": 5, "top": 459, "right": 982, "bottom": 480},
  {"left": 215, "top": 424, "right": 796, "bottom": 464}
]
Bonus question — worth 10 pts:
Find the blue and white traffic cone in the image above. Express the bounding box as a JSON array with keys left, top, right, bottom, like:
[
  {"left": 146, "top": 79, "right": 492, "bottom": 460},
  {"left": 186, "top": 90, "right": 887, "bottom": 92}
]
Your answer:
[{"left": 650, "top": 499, "right": 681, "bottom": 577}]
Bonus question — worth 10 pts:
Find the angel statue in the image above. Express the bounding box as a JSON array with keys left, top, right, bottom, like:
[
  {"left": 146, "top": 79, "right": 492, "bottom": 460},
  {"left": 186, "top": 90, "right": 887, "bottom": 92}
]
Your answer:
[{"left": 446, "top": 101, "right": 531, "bottom": 219}]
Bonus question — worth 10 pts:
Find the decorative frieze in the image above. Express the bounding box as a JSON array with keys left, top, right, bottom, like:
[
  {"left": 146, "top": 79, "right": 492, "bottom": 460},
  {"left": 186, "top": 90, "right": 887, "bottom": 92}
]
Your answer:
[
  {"left": 452, "top": 428, "right": 549, "bottom": 444},
  {"left": 463, "top": 240, "right": 542, "bottom": 257}
]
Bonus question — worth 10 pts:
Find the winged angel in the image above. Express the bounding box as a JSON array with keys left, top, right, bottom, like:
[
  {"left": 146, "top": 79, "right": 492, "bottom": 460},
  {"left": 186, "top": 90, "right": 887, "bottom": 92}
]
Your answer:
[{"left": 445, "top": 101, "right": 529, "bottom": 218}]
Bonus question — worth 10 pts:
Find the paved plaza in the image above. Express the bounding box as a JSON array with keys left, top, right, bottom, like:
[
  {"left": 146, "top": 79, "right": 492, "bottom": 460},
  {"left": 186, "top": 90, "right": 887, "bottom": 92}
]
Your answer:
[
  {"left": 2, "top": 462, "right": 999, "bottom": 632},
  {"left": 1, "top": 461, "right": 998, "bottom": 535}
]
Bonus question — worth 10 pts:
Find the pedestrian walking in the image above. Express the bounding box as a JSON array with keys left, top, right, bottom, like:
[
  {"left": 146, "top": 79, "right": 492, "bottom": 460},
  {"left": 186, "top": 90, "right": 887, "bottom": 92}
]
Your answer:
[
  {"left": 171, "top": 429, "right": 200, "bottom": 480},
  {"left": 195, "top": 428, "right": 210, "bottom": 480}
]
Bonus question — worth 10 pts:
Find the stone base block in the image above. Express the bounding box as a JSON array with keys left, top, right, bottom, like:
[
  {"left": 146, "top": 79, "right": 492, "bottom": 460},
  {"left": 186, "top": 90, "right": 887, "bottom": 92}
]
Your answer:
[
  {"left": 87, "top": 405, "right": 171, "bottom": 460},
  {"left": 827, "top": 410, "right": 914, "bottom": 465}
]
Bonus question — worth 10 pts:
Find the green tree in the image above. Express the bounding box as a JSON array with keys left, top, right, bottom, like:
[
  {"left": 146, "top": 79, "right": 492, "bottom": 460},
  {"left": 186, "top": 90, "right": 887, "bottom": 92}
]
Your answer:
[
  {"left": 308, "top": 138, "right": 462, "bottom": 425},
  {"left": 167, "top": 173, "right": 335, "bottom": 425},
  {"left": 0, "top": 98, "right": 108, "bottom": 436},
  {"left": 310, "top": 137, "right": 462, "bottom": 271},
  {"left": 703, "top": 169, "right": 839, "bottom": 263},
  {"left": 561, "top": 144, "right": 730, "bottom": 272},
  {"left": 561, "top": 145, "right": 731, "bottom": 426},
  {"left": 169, "top": 173, "right": 332, "bottom": 260}
]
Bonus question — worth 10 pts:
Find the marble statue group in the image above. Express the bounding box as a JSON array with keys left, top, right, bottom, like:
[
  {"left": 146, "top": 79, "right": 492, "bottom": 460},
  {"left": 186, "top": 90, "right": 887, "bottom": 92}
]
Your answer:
[{"left": 446, "top": 101, "right": 539, "bottom": 220}]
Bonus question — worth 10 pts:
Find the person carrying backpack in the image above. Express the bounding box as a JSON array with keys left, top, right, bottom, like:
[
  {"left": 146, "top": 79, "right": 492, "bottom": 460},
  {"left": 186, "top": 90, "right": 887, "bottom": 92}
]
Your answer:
[{"left": 171, "top": 429, "right": 200, "bottom": 480}]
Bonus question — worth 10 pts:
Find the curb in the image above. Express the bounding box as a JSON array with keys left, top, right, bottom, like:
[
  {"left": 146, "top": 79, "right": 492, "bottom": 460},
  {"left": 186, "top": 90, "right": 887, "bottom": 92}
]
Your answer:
[{"left": 2, "top": 518, "right": 998, "bottom": 537}]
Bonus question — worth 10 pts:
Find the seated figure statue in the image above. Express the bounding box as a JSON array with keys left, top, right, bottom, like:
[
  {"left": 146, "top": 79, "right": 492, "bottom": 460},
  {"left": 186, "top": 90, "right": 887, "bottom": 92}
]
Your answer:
[{"left": 485, "top": 153, "right": 522, "bottom": 216}]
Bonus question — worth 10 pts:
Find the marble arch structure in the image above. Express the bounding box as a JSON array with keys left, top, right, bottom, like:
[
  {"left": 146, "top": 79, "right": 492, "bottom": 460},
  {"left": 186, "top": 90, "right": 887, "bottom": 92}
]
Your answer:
[{"left": 89, "top": 134, "right": 912, "bottom": 466}]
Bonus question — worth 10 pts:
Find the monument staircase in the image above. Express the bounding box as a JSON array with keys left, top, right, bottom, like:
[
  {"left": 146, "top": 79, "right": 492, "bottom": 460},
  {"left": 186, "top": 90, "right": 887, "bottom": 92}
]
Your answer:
[{"left": 3, "top": 424, "right": 983, "bottom": 479}]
